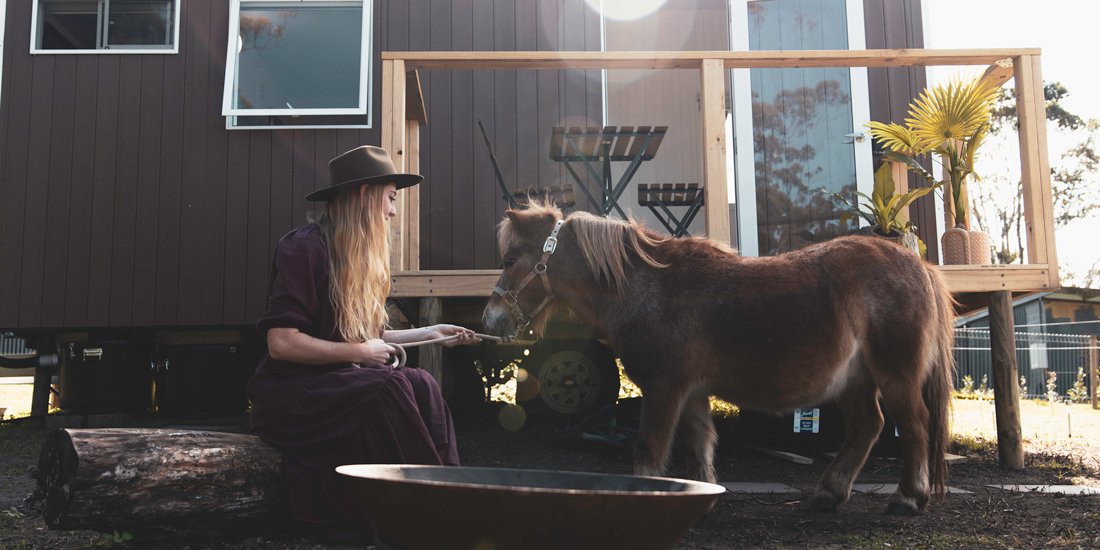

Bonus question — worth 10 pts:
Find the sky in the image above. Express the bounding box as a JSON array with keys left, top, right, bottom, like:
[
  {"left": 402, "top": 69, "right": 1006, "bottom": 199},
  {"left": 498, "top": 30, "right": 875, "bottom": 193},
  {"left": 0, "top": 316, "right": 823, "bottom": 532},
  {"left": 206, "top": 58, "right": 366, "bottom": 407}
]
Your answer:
[{"left": 923, "top": 0, "right": 1100, "bottom": 285}]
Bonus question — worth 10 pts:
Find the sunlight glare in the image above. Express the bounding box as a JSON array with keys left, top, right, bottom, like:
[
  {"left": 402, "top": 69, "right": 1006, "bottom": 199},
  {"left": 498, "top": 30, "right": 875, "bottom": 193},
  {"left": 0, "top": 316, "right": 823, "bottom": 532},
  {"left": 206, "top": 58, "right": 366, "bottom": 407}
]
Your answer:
[{"left": 585, "top": 0, "right": 668, "bottom": 22}]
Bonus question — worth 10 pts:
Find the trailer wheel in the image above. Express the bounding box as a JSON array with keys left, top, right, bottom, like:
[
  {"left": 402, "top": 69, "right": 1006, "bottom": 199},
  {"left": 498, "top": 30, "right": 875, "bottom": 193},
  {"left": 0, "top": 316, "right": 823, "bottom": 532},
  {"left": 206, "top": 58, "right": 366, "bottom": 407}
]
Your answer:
[{"left": 516, "top": 339, "right": 618, "bottom": 420}]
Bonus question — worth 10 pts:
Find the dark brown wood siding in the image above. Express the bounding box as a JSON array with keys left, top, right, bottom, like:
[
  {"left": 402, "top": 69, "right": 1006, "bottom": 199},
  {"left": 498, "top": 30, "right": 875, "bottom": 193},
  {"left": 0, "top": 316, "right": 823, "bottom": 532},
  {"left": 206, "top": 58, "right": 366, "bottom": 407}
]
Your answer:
[
  {"left": 863, "top": 0, "right": 934, "bottom": 260},
  {"left": 0, "top": 0, "right": 603, "bottom": 330}
]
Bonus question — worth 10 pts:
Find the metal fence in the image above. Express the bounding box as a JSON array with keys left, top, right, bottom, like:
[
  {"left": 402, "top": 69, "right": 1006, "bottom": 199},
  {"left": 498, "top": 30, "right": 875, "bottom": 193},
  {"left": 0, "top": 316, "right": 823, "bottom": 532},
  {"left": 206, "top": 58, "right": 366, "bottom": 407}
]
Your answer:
[
  {"left": 954, "top": 328, "right": 1095, "bottom": 401},
  {"left": 0, "top": 333, "right": 35, "bottom": 356}
]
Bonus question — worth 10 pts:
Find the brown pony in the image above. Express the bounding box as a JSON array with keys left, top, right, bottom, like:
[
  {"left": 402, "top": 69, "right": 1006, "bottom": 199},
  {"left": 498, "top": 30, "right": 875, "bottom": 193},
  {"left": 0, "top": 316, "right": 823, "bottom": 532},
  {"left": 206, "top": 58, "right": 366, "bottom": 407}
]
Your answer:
[{"left": 482, "top": 202, "right": 955, "bottom": 515}]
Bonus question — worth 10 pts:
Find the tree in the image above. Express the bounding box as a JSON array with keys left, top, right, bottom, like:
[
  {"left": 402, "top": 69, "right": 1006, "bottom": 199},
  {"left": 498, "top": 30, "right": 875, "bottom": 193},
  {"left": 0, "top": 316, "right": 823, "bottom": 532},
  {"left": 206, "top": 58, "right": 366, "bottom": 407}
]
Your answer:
[{"left": 970, "top": 82, "right": 1100, "bottom": 272}]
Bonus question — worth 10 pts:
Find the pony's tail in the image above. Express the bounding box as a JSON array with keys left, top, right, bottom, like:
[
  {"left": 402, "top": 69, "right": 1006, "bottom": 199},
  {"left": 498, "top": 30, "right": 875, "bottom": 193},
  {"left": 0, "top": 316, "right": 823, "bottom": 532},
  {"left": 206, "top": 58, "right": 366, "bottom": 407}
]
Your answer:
[{"left": 924, "top": 265, "right": 956, "bottom": 501}]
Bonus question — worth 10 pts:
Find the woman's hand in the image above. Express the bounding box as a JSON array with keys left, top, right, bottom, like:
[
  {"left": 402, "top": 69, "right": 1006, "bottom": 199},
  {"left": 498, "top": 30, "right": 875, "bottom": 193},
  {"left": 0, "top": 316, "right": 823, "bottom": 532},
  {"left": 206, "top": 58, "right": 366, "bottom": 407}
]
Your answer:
[
  {"left": 426, "top": 324, "right": 481, "bottom": 347},
  {"left": 354, "top": 338, "right": 400, "bottom": 367}
]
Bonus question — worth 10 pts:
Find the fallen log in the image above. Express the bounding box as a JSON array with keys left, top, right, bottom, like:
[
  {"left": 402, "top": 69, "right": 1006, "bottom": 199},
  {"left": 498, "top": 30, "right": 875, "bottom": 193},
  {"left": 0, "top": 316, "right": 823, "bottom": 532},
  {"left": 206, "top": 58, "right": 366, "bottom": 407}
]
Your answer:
[{"left": 35, "top": 428, "right": 290, "bottom": 538}]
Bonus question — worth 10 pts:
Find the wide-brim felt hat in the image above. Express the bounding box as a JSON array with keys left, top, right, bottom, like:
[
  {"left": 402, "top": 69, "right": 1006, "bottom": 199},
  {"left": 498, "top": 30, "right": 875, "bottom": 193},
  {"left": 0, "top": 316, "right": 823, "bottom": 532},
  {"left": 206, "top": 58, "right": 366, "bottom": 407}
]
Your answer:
[{"left": 306, "top": 145, "right": 423, "bottom": 202}]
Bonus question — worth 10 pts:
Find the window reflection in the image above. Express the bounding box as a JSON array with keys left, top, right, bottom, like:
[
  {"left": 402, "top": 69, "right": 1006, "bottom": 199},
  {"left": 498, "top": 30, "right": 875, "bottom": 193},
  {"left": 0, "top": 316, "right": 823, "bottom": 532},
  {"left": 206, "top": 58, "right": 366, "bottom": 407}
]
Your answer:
[
  {"left": 107, "top": 0, "right": 173, "bottom": 47},
  {"left": 234, "top": 5, "right": 363, "bottom": 111},
  {"left": 748, "top": 0, "right": 857, "bottom": 256},
  {"left": 37, "top": 0, "right": 174, "bottom": 50}
]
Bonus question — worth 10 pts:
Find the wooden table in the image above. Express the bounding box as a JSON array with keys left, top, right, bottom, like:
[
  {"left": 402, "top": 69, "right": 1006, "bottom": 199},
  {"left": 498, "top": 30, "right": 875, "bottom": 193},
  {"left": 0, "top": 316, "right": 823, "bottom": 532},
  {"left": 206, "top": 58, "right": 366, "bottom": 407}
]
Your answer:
[{"left": 550, "top": 125, "right": 667, "bottom": 217}]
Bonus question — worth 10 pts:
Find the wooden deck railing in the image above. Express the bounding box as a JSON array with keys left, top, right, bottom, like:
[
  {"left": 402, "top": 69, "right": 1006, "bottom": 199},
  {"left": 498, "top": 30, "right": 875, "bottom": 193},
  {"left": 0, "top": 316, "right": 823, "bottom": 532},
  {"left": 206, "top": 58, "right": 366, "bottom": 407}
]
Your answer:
[{"left": 380, "top": 49, "right": 1058, "bottom": 296}]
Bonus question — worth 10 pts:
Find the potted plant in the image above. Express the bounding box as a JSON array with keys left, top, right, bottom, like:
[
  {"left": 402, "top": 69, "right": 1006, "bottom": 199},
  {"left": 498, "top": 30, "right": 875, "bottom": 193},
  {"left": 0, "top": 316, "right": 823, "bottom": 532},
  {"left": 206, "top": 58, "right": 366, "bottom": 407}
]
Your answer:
[
  {"left": 820, "top": 162, "right": 941, "bottom": 257},
  {"left": 866, "top": 77, "right": 1000, "bottom": 264}
]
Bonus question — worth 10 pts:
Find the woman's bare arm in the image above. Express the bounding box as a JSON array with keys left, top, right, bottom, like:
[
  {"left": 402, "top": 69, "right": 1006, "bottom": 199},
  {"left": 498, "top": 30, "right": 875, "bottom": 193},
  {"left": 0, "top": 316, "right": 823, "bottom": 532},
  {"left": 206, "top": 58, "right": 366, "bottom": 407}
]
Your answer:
[{"left": 267, "top": 327, "right": 397, "bottom": 366}]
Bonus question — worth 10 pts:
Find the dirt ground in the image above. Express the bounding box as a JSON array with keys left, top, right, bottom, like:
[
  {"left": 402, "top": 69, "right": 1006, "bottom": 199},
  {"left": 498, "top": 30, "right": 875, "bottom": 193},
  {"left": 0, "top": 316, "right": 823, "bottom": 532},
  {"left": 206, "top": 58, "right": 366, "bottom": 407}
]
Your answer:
[{"left": 1, "top": 398, "right": 1099, "bottom": 549}]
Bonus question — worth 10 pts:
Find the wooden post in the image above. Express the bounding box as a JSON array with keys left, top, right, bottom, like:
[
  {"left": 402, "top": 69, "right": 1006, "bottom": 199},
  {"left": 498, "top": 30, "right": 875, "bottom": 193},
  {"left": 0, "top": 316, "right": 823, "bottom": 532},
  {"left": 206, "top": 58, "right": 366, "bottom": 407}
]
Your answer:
[
  {"left": 1089, "top": 335, "right": 1098, "bottom": 410},
  {"left": 381, "top": 59, "right": 409, "bottom": 271},
  {"left": 404, "top": 119, "right": 421, "bottom": 271},
  {"left": 31, "top": 364, "right": 53, "bottom": 417},
  {"left": 699, "top": 58, "right": 730, "bottom": 245},
  {"left": 1014, "top": 54, "right": 1060, "bottom": 288},
  {"left": 419, "top": 297, "right": 443, "bottom": 386},
  {"left": 890, "top": 161, "right": 909, "bottom": 226},
  {"left": 31, "top": 336, "right": 53, "bottom": 417},
  {"left": 989, "top": 290, "right": 1024, "bottom": 470}
]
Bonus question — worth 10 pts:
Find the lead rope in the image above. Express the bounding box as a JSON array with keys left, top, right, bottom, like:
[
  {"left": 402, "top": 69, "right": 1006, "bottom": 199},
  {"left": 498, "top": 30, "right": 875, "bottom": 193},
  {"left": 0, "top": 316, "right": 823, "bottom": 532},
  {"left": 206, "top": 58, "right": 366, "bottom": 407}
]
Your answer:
[{"left": 373, "top": 333, "right": 504, "bottom": 369}]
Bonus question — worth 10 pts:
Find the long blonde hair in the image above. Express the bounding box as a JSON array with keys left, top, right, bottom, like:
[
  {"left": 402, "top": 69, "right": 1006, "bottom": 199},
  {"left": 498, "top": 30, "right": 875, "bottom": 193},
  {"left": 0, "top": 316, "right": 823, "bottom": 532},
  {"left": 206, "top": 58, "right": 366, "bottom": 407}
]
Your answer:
[{"left": 309, "top": 184, "right": 391, "bottom": 342}]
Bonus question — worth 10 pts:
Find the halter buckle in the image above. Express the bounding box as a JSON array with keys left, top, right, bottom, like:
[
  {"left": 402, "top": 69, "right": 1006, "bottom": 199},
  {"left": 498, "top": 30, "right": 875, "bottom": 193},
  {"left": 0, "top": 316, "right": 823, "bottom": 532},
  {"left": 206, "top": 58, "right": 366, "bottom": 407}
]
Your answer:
[{"left": 542, "top": 236, "right": 558, "bottom": 254}]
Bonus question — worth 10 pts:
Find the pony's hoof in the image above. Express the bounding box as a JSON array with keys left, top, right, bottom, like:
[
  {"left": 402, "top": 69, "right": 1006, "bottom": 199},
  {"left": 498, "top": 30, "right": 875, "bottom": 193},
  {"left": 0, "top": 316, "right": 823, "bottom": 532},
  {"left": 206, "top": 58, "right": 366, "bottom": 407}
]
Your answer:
[
  {"left": 884, "top": 500, "right": 921, "bottom": 516},
  {"left": 808, "top": 492, "right": 839, "bottom": 513}
]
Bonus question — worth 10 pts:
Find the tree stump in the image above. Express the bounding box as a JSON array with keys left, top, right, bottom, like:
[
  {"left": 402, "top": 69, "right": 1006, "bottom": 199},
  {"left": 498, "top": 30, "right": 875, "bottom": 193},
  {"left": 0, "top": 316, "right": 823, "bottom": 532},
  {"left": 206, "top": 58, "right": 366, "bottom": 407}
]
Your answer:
[{"left": 35, "top": 428, "right": 290, "bottom": 538}]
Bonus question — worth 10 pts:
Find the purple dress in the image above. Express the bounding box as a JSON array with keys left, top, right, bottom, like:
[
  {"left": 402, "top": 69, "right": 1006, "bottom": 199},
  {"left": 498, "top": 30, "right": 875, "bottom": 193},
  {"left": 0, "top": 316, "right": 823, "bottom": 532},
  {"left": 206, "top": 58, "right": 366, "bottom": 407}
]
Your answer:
[{"left": 247, "top": 224, "right": 459, "bottom": 541}]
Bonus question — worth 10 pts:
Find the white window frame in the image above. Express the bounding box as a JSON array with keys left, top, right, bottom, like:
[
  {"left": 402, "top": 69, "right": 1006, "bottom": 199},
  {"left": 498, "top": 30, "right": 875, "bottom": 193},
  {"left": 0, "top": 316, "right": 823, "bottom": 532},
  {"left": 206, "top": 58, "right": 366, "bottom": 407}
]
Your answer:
[
  {"left": 221, "top": 0, "right": 373, "bottom": 124},
  {"left": 30, "top": 0, "right": 181, "bottom": 54}
]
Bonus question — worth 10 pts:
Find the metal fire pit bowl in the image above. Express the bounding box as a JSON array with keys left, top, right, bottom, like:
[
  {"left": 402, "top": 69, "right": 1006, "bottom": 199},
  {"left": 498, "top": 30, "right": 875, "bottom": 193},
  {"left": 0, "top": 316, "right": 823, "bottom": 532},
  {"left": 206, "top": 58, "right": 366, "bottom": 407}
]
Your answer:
[{"left": 336, "top": 464, "right": 725, "bottom": 550}]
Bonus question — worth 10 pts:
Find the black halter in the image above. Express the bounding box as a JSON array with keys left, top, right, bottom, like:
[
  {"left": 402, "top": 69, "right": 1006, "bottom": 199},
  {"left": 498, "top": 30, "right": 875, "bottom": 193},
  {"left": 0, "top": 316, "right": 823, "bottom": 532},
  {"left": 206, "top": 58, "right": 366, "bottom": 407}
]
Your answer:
[{"left": 491, "top": 219, "right": 566, "bottom": 339}]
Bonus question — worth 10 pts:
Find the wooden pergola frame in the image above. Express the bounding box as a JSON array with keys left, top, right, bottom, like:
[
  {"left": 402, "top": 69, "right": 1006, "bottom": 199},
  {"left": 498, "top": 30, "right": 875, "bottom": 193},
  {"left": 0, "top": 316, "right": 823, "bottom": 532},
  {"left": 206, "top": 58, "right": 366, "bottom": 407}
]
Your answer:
[
  {"left": 380, "top": 48, "right": 1054, "bottom": 469},
  {"left": 381, "top": 48, "right": 1058, "bottom": 297}
]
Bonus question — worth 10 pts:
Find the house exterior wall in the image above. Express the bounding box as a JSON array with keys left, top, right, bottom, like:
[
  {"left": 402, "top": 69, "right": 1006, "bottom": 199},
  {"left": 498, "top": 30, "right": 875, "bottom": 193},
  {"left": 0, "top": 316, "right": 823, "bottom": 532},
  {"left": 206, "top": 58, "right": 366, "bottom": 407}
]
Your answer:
[
  {"left": 0, "top": 0, "right": 602, "bottom": 331},
  {"left": 0, "top": 0, "right": 923, "bottom": 332}
]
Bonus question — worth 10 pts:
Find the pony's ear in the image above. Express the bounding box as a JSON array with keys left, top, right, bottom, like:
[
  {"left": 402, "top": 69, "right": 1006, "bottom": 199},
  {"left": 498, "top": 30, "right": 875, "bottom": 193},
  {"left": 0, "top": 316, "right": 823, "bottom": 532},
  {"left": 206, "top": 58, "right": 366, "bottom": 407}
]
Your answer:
[{"left": 505, "top": 210, "right": 521, "bottom": 226}]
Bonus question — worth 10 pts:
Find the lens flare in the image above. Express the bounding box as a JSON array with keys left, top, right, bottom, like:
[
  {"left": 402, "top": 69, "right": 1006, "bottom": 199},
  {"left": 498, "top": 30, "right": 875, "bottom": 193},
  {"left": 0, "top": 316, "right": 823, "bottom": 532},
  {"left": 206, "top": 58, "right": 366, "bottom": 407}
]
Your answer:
[{"left": 585, "top": 0, "right": 669, "bottom": 22}]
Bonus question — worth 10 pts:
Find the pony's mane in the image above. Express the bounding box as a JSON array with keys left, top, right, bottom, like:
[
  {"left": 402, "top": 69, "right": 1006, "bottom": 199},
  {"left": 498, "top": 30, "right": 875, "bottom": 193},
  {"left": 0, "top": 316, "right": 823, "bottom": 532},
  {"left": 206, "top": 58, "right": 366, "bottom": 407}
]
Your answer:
[
  {"left": 565, "top": 210, "right": 669, "bottom": 294},
  {"left": 503, "top": 200, "right": 741, "bottom": 294}
]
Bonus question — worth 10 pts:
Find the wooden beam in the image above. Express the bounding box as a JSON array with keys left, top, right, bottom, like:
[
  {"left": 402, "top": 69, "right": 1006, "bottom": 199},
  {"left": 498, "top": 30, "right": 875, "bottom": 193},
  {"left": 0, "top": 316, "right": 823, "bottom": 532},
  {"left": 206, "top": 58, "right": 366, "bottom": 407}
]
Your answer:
[
  {"left": 388, "top": 266, "right": 1056, "bottom": 299},
  {"left": 989, "top": 290, "right": 1025, "bottom": 470},
  {"left": 382, "top": 59, "right": 409, "bottom": 271},
  {"left": 419, "top": 297, "right": 443, "bottom": 386},
  {"left": 699, "top": 59, "right": 730, "bottom": 244},
  {"left": 938, "top": 264, "right": 1053, "bottom": 293},
  {"left": 382, "top": 48, "right": 1043, "bottom": 70},
  {"left": 406, "top": 70, "right": 428, "bottom": 125},
  {"left": 1014, "top": 55, "right": 1058, "bottom": 282},
  {"left": 404, "top": 120, "right": 422, "bottom": 271},
  {"left": 978, "top": 58, "right": 1014, "bottom": 89},
  {"left": 390, "top": 270, "right": 501, "bottom": 298}
]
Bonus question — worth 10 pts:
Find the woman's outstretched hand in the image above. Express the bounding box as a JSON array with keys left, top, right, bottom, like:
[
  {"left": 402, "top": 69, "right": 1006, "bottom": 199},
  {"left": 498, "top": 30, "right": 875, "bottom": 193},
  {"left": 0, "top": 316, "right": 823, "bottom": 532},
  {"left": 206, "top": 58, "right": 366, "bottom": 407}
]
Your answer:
[{"left": 426, "top": 324, "right": 481, "bottom": 347}]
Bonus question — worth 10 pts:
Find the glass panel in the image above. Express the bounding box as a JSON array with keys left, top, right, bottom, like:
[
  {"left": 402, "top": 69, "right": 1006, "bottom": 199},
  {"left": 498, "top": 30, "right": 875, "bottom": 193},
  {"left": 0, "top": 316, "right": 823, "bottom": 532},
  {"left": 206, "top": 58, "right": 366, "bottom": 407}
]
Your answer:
[
  {"left": 234, "top": 3, "right": 363, "bottom": 111},
  {"left": 748, "top": 0, "right": 855, "bottom": 255},
  {"left": 602, "top": 2, "right": 729, "bottom": 235},
  {"left": 40, "top": 1, "right": 100, "bottom": 49},
  {"left": 106, "top": 0, "right": 172, "bottom": 47}
]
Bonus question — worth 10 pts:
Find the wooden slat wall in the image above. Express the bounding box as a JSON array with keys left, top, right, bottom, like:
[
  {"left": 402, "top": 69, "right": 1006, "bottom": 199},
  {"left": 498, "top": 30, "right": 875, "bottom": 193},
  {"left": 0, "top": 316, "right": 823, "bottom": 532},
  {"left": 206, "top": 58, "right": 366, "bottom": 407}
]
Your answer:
[
  {"left": 0, "top": 0, "right": 602, "bottom": 330},
  {"left": 863, "top": 0, "right": 935, "bottom": 260}
]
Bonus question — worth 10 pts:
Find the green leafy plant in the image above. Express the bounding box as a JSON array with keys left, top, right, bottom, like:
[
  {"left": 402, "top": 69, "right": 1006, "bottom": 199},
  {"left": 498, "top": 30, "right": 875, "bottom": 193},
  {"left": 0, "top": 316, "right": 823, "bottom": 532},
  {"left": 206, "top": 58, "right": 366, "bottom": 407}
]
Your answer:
[
  {"left": 820, "top": 163, "right": 940, "bottom": 256},
  {"left": 867, "top": 77, "right": 1000, "bottom": 230}
]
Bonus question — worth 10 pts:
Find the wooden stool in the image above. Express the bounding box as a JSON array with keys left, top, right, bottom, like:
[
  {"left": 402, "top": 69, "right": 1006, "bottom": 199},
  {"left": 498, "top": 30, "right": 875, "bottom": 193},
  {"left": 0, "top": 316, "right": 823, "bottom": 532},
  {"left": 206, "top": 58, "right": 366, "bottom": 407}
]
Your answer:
[{"left": 637, "top": 183, "right": 704, "bottom": 237}]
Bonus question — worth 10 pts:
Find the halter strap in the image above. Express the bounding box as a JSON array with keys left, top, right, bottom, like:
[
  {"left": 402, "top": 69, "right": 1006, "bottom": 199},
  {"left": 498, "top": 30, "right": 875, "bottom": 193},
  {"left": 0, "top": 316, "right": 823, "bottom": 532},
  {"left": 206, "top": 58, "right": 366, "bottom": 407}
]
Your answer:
[{"left": 492, "top": 219, "right": 565, "bottom": 338}]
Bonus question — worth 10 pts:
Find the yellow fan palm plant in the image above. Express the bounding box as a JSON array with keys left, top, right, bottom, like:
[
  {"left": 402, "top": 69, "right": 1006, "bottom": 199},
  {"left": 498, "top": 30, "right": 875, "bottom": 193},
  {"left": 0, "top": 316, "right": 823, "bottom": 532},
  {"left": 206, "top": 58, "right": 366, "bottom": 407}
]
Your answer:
[{"left": 867, "top": 77, "right": 999, "bottom": 230}]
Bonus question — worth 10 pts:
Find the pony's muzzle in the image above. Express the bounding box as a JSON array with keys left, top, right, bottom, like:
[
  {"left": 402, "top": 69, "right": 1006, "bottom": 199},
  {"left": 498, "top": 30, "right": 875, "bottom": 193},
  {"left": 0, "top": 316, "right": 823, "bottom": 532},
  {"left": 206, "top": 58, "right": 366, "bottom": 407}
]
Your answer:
[{"left": 481, "top": 299, "right": 516, "bottom": 338}]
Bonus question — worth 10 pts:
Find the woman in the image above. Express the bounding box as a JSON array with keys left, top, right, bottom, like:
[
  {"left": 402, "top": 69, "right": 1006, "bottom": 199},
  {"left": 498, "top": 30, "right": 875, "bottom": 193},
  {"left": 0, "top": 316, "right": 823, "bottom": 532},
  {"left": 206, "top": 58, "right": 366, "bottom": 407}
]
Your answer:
[{"left": 247, "top": 145, "right": 478, "bottom": 543}]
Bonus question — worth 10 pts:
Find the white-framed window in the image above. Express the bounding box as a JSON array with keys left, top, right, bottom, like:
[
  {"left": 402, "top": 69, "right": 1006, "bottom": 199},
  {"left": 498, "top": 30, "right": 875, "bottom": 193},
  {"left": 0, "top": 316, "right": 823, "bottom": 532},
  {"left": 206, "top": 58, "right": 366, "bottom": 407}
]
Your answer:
[
  {"left": 31, "top": 0, "right": 180, "bottom": 54},
  {"left": 222, "top": 0, "right": 373, "bottom": 130}
]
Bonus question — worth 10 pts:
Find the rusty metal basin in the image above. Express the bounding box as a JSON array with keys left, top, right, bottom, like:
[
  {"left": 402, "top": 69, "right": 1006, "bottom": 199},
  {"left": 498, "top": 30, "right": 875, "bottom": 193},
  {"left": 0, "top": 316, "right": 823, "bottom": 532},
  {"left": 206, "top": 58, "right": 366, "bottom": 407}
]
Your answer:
[{"left": 336, "top": 464, "right": 725, "bottom": 550}]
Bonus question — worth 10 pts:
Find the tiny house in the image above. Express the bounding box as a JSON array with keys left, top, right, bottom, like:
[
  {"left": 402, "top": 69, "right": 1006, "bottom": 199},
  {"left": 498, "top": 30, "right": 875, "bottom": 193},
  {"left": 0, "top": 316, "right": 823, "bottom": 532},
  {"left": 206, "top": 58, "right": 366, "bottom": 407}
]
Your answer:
[{"left": 5, "top": 1, "right": 1037, "bottom": 419}]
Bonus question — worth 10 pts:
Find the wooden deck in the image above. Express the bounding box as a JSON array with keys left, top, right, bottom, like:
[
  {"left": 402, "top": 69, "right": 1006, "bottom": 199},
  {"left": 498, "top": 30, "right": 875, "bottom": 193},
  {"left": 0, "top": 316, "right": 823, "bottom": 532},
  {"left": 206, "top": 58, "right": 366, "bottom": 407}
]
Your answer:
[{"left": 382, "top": 49, "right": 1059, "bottom": 295}]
